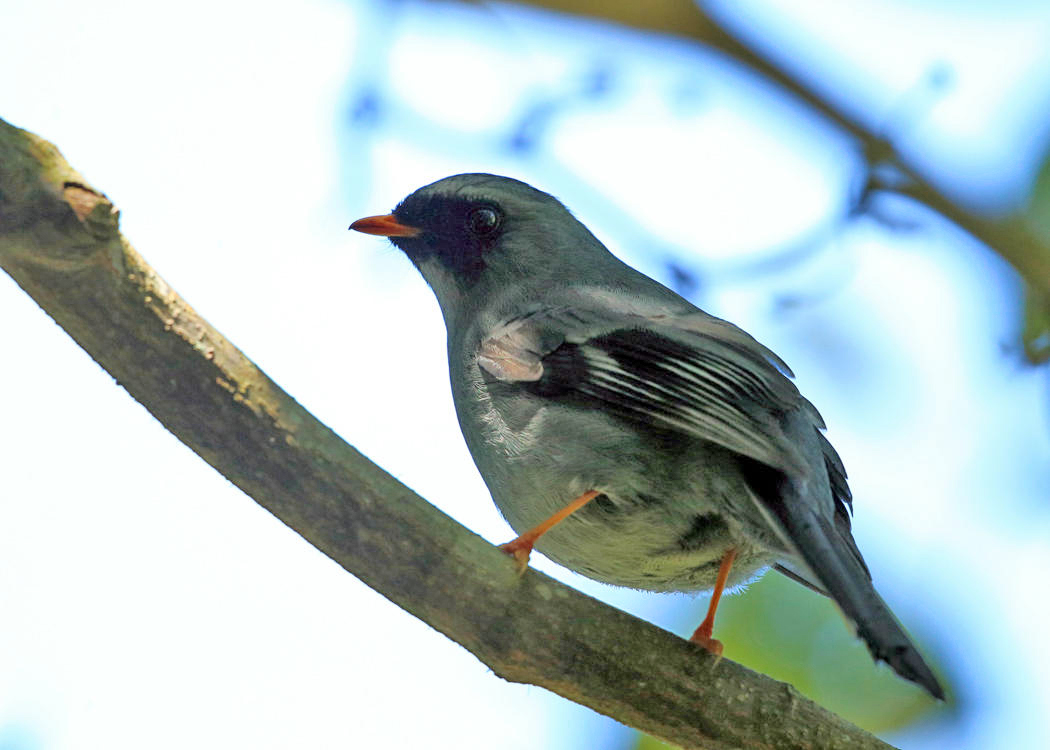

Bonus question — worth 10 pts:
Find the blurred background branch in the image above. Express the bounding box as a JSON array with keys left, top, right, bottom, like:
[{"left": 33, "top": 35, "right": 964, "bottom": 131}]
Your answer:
[{"left": 500, "top": 0, "right": 1050, "bottom": 361}]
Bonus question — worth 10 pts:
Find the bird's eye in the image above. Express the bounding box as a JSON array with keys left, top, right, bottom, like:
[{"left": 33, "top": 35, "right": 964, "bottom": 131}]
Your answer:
[{"left": 468, "top": 206, "right": 501, "bottom": 236}]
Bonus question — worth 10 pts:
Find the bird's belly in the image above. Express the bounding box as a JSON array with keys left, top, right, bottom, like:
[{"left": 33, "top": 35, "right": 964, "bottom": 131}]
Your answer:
[
  {"left": 461, "top": 384, "right": 777, "bottom": 591},
  {"left": 486, "top": 448, "right": 776, "bottom": 593},
  {"left": 523, "top": 497, "right": 774, "bottom": 592}
]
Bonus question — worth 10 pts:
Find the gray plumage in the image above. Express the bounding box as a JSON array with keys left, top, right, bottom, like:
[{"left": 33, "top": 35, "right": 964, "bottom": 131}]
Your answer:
[{"left": 352, "top": 173, "right": 943, "bottom": 699}]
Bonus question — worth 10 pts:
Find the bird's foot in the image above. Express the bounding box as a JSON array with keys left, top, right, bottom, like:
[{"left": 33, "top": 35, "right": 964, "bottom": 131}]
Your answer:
[
  {"left": 496, "top": 490, "right": 602, "bottom": 577},
  {"left": 686, "top": 548, "right": 735, "bottom": 666},
  {"left": 688, "top": 627, "right": 724, "bottom": 662},
  {"left": 498, "top": 537, "right": 534, "bottom": 576}
]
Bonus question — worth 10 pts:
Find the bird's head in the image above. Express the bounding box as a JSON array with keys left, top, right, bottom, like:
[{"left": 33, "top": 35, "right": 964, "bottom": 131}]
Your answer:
[{"left": 349, "top": 173, "right": 613, "bottom": 322}]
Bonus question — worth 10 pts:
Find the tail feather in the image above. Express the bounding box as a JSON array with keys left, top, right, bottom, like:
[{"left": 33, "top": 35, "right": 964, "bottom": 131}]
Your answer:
[{"left": 775, "top": 493, "right": 944, "bottom": 700}]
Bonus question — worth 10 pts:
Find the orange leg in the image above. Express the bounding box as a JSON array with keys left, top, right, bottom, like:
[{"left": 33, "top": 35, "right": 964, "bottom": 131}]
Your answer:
[
  {"left": 499, "top": 490, "right": 601, "bottom": 574},
  {"left": 689, "top": 547, "right": 738, "bottom": 658}
]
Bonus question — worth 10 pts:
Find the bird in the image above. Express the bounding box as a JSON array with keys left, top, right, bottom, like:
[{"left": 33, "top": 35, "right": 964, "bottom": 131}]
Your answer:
[{"left": 349, "top": 173, "right": 944, "bottom": 699}]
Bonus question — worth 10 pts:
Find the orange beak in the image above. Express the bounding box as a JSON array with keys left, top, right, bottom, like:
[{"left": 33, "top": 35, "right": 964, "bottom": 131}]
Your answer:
[{"left": 348, "top": 214, "right": 421, "bottom": 237}]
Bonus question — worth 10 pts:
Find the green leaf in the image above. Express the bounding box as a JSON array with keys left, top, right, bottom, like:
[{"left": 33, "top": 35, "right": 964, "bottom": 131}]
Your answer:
[
  {"left": 629, "top": 574, "right": 949, "bottom": 749},
  {"left": 1022, "top": 285, "right": 1050, "bottom": 364},
  {"left": 716, "top": 575, "right": 944, "bottom": 732},
  {"left": 1022, "top": 153, "right": 1050, "bottom": 364}
]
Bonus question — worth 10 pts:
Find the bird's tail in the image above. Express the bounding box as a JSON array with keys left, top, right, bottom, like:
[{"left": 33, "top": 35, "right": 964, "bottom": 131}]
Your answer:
[{"left": 775, "top": 495, "right": 945, "bottom": 700}]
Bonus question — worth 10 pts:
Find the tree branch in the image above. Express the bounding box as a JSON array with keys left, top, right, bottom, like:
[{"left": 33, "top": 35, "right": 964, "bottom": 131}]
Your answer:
[
  {"left": 0, "top": 117, "right": 897, "bottom": 750},
  {"left": 499, "top": 0, "right": 1050, "bottom": 298}
]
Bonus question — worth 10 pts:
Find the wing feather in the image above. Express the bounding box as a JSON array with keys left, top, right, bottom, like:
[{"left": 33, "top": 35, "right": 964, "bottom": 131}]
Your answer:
[
  {"left": 528, "top": 324, "right": 808, "bottom": 475},
  {"left": 475, "top": 300, "right": 942, "bottom": 698}
]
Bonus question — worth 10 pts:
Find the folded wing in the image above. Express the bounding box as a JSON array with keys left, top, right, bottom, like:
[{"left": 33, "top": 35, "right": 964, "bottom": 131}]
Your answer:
[{"left": 478, "top": 299, "right": 942, "bottom": 698}]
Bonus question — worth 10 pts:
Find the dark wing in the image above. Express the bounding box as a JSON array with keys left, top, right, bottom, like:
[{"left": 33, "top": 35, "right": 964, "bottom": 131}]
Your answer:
[
  {"left": 478, "top": 304, "right": 943, "bottom": 698},
  {"left": 480, "top": 307, "right": 811, "bottom": 477}
]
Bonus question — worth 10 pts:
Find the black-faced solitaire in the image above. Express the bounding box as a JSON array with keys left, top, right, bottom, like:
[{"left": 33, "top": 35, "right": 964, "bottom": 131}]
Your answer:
[{"left": 350, "top": 173, "right": 943, "bottom": 699}]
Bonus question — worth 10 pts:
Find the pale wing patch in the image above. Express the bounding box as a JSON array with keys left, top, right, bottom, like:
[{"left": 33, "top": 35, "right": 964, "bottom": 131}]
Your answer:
[
  {"left": 477, "top": 315, "right": 551, "bottom": 382},
  {"left": 478, "top": 337, "right": 544, "bottom": 381}
]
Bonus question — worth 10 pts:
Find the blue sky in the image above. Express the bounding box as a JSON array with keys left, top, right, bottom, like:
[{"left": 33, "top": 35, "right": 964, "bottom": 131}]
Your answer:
[{"left": 3, "top": 1, "right": 1050, "bottom": 748}]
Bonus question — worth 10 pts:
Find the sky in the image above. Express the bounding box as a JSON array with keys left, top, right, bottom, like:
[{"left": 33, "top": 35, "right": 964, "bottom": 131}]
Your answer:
[{"left": 2, "top": 1, "right": 1050, "bottom": 748}]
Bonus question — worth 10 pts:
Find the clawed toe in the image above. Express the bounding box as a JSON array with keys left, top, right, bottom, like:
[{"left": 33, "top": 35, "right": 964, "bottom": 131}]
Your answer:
[
  {"left": 688, "top": 630, "right": 724, "bottom": 661},
  {"left": 498, "top": 539, "right": 532, "bottom": 575}
]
